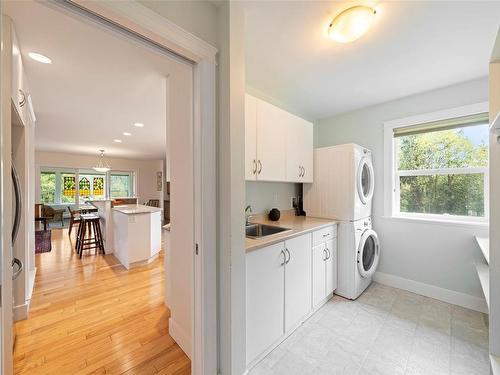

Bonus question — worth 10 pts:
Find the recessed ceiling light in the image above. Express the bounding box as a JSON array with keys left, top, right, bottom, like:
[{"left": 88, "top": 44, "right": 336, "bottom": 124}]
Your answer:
[
  {"left": 114, "top": 139, "right": 122, "bottom": 143},
  {"left": 28, "top": 52, "right": 52, "bottom": 64},
  {"left": 134, "top": 122, "right": 145, "bottom": 128},
  {"left": 328, "top": 6, "right": 377, "bottom": 43},
  {"left": 123, "top": 132, "right": 132, "bottom": 136}
]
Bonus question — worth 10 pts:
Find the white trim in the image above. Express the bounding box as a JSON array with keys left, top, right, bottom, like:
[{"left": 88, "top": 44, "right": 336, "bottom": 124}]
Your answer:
[
  {"left": 396, "top": 167, "right": 487, "bottom": 176},
  {"left": 380, "top": 215, "right": 489, "bottom": 229},
  {"left": 373, "top": 271, "right": 488, "bottom": 313},
  {"left": 383, "top": 102, "right": 490, "bottom": 221},
  {"left": 69, "top": 0, "right": 217, "bottom": 64},
  {"left": 13, "top": 302, "right": 28, "bottom": 321}
]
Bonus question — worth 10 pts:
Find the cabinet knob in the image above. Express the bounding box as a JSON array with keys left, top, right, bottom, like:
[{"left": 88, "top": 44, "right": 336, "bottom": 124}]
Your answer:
[
  {"left": 252, "top": 160, "right": 257, "bottom": 174},
  {"left": 258, "top": 160, "right": 262, "bottom": 174}
]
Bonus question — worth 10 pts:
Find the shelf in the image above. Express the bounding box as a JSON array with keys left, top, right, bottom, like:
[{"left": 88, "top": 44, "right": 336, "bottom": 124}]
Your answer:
[
  {"left": 492, "top": 354, "right": 500, "bottom": 375},
  {"left": 475, "top": 236, "right": 489, "bottom": 264},
  {"left": 475, "top": 262, "right": 490, "bottom": 311}
]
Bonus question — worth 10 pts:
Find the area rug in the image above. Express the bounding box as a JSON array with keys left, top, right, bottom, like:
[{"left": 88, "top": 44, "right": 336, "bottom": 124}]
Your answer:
[{"left": 35, "top": 230, "right": 52, "bottom": 254}]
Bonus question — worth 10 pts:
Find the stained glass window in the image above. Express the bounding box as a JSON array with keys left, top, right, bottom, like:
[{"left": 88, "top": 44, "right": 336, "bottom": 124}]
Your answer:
[
  {"left": 79, "top": 177, "right": 91, "bottom": 196},
  {"left": 93, "top": 177, "right": 104, "bottom": 197},
  {"left": 63, "top": 176, "right": 76, "bottom": 197}
]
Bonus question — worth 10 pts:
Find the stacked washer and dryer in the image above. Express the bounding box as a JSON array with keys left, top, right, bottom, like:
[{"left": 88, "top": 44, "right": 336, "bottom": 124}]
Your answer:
[{"left": 304, "top": 143, "right": 380, "bottom": 300}]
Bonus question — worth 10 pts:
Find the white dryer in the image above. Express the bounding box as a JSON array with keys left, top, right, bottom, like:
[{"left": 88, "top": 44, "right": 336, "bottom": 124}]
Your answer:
[
  {"left": 336, "top": 218, "right": 380, "bottom": 299},
  {"left": 303, "top": 143, "right": 374, "bottom": 221}
]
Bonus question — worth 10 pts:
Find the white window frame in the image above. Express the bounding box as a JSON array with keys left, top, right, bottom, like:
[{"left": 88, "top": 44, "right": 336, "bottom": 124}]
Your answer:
[{"left": 383, "top": 102, "right": 489, "bottom": 225}]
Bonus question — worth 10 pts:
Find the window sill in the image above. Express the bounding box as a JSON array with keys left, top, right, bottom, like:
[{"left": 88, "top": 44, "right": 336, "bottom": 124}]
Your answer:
[{"left": 381, "top": 215, "right": 489, "bottom": 229}]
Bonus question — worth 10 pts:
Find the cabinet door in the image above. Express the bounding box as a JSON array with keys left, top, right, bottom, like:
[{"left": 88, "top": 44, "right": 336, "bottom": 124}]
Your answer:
[
  {"left": 284, "top": 233, "right": 312, "bottom": 331},
  {"left": 256, "top": 99, "right": 287, "bottom": 181},
  {"left": 300, "top": 119, "right": 314, "bottom": 183},
  {"left": 246, "top": 242, "right": 285, "bottom": 364},
  {"left": 325, "top": 239, "right": 337, "bottom": 296},
  {"left": 245, "top": 94, "right": 257, "bottom": 181},
  {"left": 312, "top": 243, "right": 326, "bottom": 307}
]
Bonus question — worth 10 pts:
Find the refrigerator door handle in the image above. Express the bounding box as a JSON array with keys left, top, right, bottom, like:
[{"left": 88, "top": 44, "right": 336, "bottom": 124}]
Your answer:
[
  {"left": 12, "top": 164, "right": 22, "bottom": 244},
  {"left": 12, "top": 258, "right": 23, "bottom": 280}
]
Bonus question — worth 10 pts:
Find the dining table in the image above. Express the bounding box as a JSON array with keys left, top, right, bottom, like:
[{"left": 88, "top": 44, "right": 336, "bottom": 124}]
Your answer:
[{"left": 73, "top": 204, "right": 98, "bottom": 213}]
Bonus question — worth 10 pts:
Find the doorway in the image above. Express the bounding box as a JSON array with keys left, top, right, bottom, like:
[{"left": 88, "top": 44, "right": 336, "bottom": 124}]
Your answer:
[{"left": 0, "top": 1, "right": 216, "bottom": 374}]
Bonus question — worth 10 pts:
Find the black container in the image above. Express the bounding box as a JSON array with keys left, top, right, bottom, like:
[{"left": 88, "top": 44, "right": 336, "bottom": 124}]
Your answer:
[{"left": 268, "top": 208, "right": 281, "bottom": 221}]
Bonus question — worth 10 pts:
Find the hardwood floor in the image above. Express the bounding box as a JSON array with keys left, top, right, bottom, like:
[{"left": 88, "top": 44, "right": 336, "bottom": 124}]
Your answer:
[{"left": 14, "top": 228, "right": 190, "bottom": 374}]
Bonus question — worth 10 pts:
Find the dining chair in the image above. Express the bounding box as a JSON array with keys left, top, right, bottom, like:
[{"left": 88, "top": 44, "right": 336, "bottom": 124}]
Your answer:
[{"left": 68, "top": 206, "right": 81, "bottom": 236}]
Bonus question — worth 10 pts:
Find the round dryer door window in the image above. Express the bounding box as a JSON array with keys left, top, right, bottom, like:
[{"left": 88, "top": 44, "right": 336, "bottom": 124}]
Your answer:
[
  {"left": 357, "top": 157, "right": 374, "bottom": 204},
  {"left": 357, "top": 229, "right": 380, "bottom": 278}
]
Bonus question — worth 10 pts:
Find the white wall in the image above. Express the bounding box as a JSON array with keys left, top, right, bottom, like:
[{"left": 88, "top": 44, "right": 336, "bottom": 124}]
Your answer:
[
  {"left": 246, "top": 181, "right": 299, "bottom": 215},
  {"left": 316, "top": 77, "right": 489, "bottom": 310},
  {"left": 35, "top": 151, "right": 163, "bottom": 204}
]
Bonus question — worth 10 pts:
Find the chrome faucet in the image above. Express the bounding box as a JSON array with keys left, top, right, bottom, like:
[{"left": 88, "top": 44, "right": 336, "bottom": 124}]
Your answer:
[{"left": 245, "top": 205, "right": 254, "bottom": 225}]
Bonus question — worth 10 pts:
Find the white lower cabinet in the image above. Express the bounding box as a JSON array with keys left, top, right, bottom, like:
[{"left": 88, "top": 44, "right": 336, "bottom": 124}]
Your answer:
[
  {"left": 313, "top": 233, "right": 338, "bottom": 308},
  {"left": 246, "top": 242, "right": 285, "bottom": 364},
  {"left": 285, "top": 234, "right": 312, "bottom": 331},
  {"left": 246, "top": 226, "right": 337, "bottom": 367}
]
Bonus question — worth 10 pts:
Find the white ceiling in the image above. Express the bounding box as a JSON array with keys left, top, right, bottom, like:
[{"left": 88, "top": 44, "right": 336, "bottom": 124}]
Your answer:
[
  {"left": 244, "top": 1, "right": 500, "bottom": 120},
  {"left": 4, "top": 1, "right": 191, "bottom": 160}
]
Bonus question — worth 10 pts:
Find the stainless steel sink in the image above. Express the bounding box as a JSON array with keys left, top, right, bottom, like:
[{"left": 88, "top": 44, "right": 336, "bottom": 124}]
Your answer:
[{"left": 246, "top": 223, "right": 291, "bottom": 239}]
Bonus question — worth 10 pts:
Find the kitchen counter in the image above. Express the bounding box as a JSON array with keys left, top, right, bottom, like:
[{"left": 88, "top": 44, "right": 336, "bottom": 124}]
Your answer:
[
  {"left": 113, "top": 204, "right": 162, "bottom": 215},
  {"left": 246, "top": 213, "right": 337, "bottom": 252}
]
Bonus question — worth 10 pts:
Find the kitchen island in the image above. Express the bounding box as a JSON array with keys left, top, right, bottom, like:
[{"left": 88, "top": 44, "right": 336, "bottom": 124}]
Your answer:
[{"left": 112, "top": 204, "right": 162, "bottom": 269}]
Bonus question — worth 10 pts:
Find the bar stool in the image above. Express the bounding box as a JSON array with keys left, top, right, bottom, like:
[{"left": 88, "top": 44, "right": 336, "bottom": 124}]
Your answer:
[{"left": 76, "top": 214, "right": 105, "bottom": 258}]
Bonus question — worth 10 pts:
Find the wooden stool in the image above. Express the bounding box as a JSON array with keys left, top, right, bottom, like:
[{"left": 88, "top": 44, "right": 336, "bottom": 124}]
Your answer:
[{"left": 76, "top": 214, "right": 105, "bottom": 258}]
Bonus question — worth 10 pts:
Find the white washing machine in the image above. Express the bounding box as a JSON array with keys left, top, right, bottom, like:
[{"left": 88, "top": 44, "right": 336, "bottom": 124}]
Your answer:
[
  {"left": 336, "top": 218, "right": 380, "bottom": 299},
  {"left": 303, "top": 143, "right": 374, "bottom": 221}
]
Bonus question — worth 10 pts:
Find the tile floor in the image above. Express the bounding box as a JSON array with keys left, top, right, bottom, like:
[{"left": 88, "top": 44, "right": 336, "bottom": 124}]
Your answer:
[{"left": 249, "top": 283, "right": 489, "bottom": 375}]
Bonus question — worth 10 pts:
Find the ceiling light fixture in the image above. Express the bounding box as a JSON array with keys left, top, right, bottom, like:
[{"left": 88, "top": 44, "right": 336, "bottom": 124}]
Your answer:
[
  {"left": 28, "top": 52, "right": 52, "bottom": 64},
  {"left": 93, "top": 149, "right": 111, "bottom": 172},
  {"left": 134, "top": 122, "right": 145, "bottom": 128},
  {"left": 328, "top": 6, "right": 377, "bottom": 43},
  {"left": 114, "top": 139, "right": 122, "bottom": 143},
  {"left": 123, "top": 132, "right": 132, "bottom": 136}
]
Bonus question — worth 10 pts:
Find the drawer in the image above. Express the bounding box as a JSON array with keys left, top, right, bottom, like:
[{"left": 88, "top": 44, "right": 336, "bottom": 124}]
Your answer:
[{"left": 313, "top": 225, "right": 336, "bottom": 246}]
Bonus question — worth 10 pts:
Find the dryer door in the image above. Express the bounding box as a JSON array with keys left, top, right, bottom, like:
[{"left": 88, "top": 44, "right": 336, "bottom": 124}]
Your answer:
[
  {"left": 357, "top": 157, "right": 374, "bottom": 204},
  {"left": 357, "top": 229, "right": 380, "bottom": 278}
]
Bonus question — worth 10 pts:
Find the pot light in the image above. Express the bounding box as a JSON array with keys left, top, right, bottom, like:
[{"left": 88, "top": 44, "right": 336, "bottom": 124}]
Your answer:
[
  {"left": 28, "top": 52, "right": 52, "bottom": 64},
  {"left": 114, "top": 139, "right": 122, "bottom": 143},
  {"left": 123, "top": 132, "right": 131, "bottom": 136},
  {"left": 328, "top": 6, "right": 377, "bottom": 43},
  {"left": 93, "top": 150, "right": 111, "bottom": 172},
  {"left": 134, "top": 122, "right": 145, "bottom": 128}
]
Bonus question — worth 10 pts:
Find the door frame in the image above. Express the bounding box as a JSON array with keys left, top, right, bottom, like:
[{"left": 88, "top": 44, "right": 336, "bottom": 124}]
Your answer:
[{"left": 0, "top": 1, "right": 217, "bottom": 374}]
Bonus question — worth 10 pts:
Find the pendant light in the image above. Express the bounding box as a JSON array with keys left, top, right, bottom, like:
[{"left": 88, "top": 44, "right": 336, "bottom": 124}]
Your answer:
[{"left": 93, "top": 149, "right": 111, "bottom": 172}]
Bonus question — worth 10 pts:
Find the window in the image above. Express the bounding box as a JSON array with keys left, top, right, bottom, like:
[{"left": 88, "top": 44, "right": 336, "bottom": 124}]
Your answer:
[
  {"left": 40, "top": 172, "right": 56, "bottom": 204},
  {"left": 110, "top": 171, "right": 135, "bottom": 198},
  {"left": 385, "top": 105, "right": 489, "bottom": 223},
  {"left": 39, "top": 168, "right": 135, "bottom": 204}
]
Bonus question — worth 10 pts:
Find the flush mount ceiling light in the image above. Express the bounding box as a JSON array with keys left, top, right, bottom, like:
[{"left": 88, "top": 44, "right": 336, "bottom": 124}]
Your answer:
[
  {"left": 113, "top": 139, "right": 122, "bottom": 143},
  {"left": 123, "top": 132, "right": 131, "bottom": 136},
  {"left": 328, "top": 6, "right": 377, "bottom": 43},
  {"left": 93, "top": 149, "right": 111, "bottom": 172},
  {"left": 134, "top": 122, "right": 145, "bottom": 128},
  {"left": 28, "top": 52, "right": 52, "bottom": 64}
]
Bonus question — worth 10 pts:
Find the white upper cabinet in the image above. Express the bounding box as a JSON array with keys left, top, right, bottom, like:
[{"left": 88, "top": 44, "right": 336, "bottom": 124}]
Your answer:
[
  {"left": 286, "top": 116, "right": 313, "bottom": 183},
  {"left": 245, "top": 94, "right": 258, "bottom": 180},
  {"left": 245, "top": 94, "right": 313, "bottom": 183},
  {"left": 256, "top": 99, "right": 287, "bottom": 181},
  {"left": 11, "top": 24, "right": 28, "bottom": 127}
]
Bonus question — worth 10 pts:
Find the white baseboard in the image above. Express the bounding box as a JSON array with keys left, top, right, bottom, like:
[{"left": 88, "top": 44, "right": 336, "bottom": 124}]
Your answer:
[
  {"left": 169, "top": 317, "right": 192, "bottom": 359},
  {"left": 374, "top": 271, "right": 488, "bottom": 313},
  {"left": 13, "top": 302, "right": 28, "bottom": 321}
]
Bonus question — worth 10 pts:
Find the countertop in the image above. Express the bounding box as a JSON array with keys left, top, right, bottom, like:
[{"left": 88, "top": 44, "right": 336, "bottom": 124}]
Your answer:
[
  {"left": 113, "top": 204, "right": 162, "bottom": 215},
  {"left": 246, "top": 213, "right": 337, "bottom": 252}
]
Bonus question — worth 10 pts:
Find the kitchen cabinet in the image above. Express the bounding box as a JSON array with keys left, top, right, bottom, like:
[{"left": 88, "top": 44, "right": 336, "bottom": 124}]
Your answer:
[
  {"left": 284, "top": 233, "right": 312, "bottom": 331},
  {"left": 312, "top": 227, "right": 338, "bottom": 308},
  {"left": 11, "top": 24, "right": 28, "bottom": 127},
  {"left": 246, "top": 242, "right": 285, "bottom": 364},
  {"left": 285, "top": 116, "right": 313, "bottom": 183},
  {"left": 245, "top": 93, "right": 313, "bottom": 183}
]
